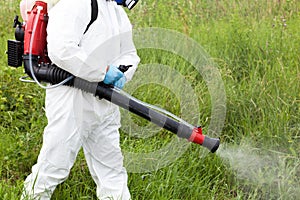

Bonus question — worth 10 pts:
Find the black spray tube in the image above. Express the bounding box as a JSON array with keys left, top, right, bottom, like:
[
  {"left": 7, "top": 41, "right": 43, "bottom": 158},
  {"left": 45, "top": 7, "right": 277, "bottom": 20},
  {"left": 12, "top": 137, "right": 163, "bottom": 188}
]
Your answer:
[{"left": 23, "top": 58, "right": 220, "bottom": 153}]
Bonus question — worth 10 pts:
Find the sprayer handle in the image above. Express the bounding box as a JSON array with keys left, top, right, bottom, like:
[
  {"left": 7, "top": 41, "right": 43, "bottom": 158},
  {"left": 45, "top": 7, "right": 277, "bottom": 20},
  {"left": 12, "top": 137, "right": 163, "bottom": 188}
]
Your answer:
[{"left": 118, "top": 65, "right": 132, "bottom": 73}]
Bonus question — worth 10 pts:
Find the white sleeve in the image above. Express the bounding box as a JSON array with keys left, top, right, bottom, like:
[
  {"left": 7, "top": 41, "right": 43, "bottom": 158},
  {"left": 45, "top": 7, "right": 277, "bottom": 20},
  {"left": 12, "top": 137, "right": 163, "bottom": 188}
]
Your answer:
[
  {"left": 47, "top": 0, "right": 106, "bottom": 82},
  {"left": 112, "top": 30, "right": 140, "bottom": 82},
  {"left": 111, "top": 8, "right": 140, "bottom": 82}
]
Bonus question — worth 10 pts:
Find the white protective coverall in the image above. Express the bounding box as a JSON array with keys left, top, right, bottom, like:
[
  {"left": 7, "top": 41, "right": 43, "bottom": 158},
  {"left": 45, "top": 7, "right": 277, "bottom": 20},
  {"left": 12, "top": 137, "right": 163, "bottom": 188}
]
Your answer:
[{"left": 21, "top": 0, "right": 140, "bottom": 199}]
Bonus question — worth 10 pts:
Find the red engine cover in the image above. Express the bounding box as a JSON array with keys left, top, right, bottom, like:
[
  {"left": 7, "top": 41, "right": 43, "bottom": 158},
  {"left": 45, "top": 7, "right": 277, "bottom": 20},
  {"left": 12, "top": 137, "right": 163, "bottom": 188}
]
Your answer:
[{"left": 23, "top": 1, "right": 49, "bottom": 63}]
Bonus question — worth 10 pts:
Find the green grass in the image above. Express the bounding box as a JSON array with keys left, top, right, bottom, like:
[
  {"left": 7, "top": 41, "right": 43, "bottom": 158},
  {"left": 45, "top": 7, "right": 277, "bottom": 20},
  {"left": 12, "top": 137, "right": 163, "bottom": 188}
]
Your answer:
[{"left": 1, "top": 0, "right": 300, "bottom": 199}]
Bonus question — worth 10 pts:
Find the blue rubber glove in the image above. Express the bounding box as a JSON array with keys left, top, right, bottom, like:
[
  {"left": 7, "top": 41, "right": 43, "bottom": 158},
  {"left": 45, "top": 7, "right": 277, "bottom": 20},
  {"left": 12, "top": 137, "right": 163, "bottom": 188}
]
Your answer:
[
  {"left": 114, "top": 76, "right": 126, "bottom": 89},
  {"left": 103, "top": 65, "right": 124, "bottom": 85}
]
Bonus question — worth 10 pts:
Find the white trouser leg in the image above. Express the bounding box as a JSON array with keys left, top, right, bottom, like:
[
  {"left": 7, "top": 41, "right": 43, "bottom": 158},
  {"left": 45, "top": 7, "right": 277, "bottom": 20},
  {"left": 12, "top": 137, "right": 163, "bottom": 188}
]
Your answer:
[
  {"left": 83, "top": 110, "right": 130, "bottom": 200},
  {"left": 21, "top": 87, "right": 83, "bottom": 199},
  {"left": 21, "top": 116, "right": 82, "bottom": 199}
]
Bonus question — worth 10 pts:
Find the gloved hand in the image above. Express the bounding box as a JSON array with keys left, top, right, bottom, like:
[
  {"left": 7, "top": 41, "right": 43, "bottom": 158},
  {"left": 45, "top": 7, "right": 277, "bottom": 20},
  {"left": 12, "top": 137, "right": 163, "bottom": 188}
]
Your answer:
[
  {"left": 103, "top": 65, "right": 124, "bottom": 85},
  {"left": 114, "top": 76, "right": 126, "bottom": 89}
]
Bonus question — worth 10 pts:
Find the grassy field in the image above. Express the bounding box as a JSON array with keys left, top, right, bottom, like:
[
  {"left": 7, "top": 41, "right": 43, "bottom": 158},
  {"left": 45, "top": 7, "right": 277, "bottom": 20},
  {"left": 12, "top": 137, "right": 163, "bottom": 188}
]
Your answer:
[{"left": 1, "top": 0, "right": 300, "bottom": 199}]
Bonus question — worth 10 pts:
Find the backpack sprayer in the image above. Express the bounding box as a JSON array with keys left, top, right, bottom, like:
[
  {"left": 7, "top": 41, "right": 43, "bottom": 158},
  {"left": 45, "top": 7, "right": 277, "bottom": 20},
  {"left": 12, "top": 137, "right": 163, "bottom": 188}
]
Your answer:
[{"left": 6, "top": 1, "right": 220, "bottom": 153}]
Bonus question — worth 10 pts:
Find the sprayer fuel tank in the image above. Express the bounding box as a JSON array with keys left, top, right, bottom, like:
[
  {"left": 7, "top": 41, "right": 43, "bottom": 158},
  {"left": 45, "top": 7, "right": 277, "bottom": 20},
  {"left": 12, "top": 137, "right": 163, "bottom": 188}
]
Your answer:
[{"left": 23, "top": 1, "right": 50, "bottom": 63}]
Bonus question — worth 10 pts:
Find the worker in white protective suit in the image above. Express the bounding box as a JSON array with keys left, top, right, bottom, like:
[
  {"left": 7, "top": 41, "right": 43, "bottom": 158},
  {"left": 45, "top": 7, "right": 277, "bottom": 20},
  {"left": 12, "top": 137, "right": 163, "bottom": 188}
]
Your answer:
[{"left": 20, "top": 0, "right": 140, "bottom": 199}]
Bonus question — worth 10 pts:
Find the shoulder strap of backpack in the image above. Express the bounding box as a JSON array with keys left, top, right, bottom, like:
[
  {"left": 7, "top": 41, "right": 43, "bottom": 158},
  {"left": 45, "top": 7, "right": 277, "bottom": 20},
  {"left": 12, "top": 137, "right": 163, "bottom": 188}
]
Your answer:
[{"left": 84, "top": 0, "right": 98, "bottom": 34}]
